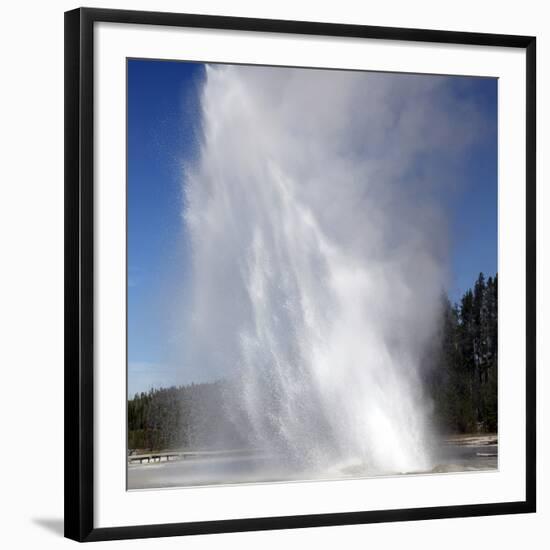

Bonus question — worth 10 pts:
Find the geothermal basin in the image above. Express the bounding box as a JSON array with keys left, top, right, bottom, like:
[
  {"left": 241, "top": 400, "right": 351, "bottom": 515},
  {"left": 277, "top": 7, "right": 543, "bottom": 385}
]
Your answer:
[{"left": 127, "top": 434, "right": 497, "bottom": 490}]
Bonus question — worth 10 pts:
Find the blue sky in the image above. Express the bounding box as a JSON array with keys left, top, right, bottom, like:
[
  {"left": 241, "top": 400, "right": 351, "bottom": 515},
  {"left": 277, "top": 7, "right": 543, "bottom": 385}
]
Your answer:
[
  {"left": 127, "top": 59, "right": 497, "bottom": 396},
  {"left": 127, "top": 60, "right": 204, "bottom": 394}
]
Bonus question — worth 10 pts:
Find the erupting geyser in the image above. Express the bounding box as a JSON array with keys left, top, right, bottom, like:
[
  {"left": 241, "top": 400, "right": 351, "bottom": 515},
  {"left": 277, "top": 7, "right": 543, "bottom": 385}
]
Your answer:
[{"left": 181, "top": 65, "right": 472, "bottom": 477}]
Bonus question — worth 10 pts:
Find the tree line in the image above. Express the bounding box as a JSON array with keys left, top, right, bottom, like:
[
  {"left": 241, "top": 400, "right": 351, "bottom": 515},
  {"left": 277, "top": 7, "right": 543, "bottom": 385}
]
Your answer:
[
  {"left": 128, "top": 272, "right": 498, "bottom": 451},
  {"left": 427, "top": 272, "right": 498, "bottom": 434},
  {"left": 128, "top": 380, "right": 245, "bottom": 451}
]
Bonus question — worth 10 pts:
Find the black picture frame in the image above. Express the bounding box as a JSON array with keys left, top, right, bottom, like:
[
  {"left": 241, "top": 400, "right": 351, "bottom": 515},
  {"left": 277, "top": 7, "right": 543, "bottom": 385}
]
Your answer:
[{"left": 65, "top": 7, "right": 537, "bottom": 542}]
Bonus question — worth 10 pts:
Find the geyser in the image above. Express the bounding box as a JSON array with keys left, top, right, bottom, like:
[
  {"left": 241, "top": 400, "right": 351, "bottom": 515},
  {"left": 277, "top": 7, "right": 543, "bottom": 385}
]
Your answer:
[{"left": 181, "top": 64, "right": 477, "bottom": 477}]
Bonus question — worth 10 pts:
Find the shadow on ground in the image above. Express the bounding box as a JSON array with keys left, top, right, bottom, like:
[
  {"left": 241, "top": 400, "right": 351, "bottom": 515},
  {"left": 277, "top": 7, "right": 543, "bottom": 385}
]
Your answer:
[{"left": 33, "top": 518, "right": 64, "bottom": 537}]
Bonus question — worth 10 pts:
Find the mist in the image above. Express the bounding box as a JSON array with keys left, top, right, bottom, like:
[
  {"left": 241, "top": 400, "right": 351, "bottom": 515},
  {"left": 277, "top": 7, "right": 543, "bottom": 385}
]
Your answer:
[{"left": 178, "top": 64, "right": 485, "bottom": 476}]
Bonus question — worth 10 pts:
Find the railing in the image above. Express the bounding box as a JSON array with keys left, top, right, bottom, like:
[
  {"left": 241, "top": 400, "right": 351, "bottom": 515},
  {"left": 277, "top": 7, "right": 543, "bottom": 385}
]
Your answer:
[{"left": 128, "top": 448, "right": 261, "bottom": 464}]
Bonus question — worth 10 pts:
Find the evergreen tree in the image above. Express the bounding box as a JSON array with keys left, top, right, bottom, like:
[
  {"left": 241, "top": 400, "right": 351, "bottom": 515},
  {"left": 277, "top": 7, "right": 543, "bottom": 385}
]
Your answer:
[{"left": 429, "top": 272, "right": 498, "bottom": 434}]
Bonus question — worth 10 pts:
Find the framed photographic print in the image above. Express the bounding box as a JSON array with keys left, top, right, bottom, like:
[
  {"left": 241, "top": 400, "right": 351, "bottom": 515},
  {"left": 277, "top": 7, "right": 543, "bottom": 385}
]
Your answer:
[{"left": 64, "top": 7, "right": 536, "bottom": 542}]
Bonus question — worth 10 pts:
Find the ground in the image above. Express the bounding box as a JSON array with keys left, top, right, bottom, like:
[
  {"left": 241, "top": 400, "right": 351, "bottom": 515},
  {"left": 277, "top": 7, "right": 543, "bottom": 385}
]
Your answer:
[{"left": 127, "top": 433, "right": 498, "bottom": 490}]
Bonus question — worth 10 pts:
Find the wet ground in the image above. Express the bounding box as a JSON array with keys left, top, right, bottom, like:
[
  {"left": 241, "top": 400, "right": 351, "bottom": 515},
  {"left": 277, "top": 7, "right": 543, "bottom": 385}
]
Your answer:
[
  {"left": 432, "top": 434, "right": 497, "bottom": 473},
  {"left": 127, "top": 434, "right": 497, "bottom": 490}
]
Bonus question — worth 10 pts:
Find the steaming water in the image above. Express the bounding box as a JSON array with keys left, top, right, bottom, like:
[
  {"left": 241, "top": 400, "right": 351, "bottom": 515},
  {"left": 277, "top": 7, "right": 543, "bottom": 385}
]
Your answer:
[{"left": 181, "top": 65, "right": 476, "bottom": 480}]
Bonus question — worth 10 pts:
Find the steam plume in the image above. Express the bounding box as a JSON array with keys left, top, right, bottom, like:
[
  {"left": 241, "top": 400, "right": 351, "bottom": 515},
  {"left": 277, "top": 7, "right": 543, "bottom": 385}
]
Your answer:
[{"left": 181, "top": 65, "right": 481, "bottom": 474}]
